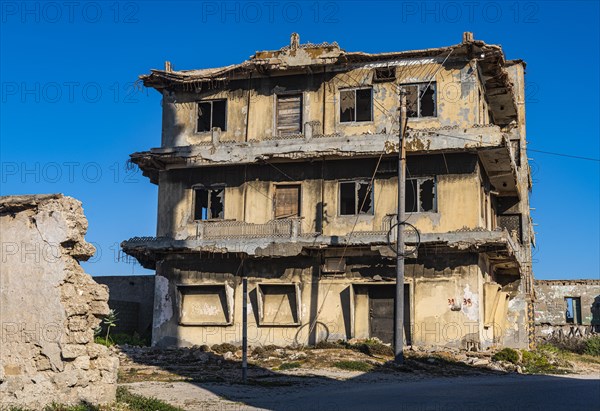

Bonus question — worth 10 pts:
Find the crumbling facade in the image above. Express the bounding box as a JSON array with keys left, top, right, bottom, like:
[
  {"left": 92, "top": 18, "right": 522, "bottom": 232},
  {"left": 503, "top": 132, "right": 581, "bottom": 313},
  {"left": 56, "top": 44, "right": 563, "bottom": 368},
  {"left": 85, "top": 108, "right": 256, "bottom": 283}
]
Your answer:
[
  {"left": 534, "top": 280, "right": 600, "bottom": 339},
  {"left": 0, "top": 194, "right": 118, "bottom": 408},
  {"left": 123, "top": 33, "right": 534, "bottom": 350}
]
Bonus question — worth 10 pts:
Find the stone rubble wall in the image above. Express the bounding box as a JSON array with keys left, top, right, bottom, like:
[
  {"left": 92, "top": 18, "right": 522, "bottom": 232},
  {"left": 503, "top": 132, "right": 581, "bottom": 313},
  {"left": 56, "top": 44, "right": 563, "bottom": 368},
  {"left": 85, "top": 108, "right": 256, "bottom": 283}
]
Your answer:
[
  {"left": 0, "top": 194, "right": 118, "bottom": 408},
  {"left": 534, "top": 279, "right": 600, "bottom": 339}
]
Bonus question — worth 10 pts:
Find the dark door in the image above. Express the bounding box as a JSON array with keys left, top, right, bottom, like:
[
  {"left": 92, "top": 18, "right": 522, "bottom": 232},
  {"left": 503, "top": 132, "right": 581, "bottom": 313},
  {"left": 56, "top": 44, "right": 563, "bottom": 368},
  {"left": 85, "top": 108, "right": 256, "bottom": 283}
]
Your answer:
[{"left": 369, "top": 285, "right": 411, "bottom": 344}]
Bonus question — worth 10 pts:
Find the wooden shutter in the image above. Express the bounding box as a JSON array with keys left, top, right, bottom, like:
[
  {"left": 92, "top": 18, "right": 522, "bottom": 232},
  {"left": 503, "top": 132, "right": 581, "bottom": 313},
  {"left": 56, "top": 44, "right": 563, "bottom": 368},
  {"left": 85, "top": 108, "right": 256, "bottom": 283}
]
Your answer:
[
  {"left": 277, "top": 94, "right": 302, "bottom": 136},
  {"left": 274, "top": 184, "right": 300, "bottom": 219}
]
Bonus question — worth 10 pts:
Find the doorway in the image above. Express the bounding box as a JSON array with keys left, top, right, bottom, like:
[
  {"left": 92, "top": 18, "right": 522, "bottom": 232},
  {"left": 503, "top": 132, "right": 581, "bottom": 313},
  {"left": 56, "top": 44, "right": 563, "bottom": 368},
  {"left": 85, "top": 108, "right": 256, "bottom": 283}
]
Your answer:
[{"left": 368, "top": 284, "right": 411, "bottom": 344}]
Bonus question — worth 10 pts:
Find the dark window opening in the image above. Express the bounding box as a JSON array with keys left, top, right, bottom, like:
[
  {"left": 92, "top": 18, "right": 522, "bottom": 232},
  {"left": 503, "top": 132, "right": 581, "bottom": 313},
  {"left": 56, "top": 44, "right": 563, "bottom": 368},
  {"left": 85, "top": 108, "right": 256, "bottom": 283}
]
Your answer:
[
  {"left": 197, "top": 100, "right": 227, "bottom": 132},
  {"left": 403, "top": 83, "right": 437, "bottom": 118},
  {"left": 194, "top": 187, "right": 224, "bottom": 220},
  {"left": 497, "top": 213, "right": 523, "bottom": 243},
  {"left": 373, "top": 67, "right": 396, "bottom": 83},
  {"left": 565, "top": 297, "right": 582, "bottom": 325},
  {"left": 339, "top": 181, "right": 373, "bottom": 215},
  {"left": 405, "top": 177, "right": 436, "bottom": 212},
  {"left": 340, "top": 88, "right": 372, "bottom": 123}
]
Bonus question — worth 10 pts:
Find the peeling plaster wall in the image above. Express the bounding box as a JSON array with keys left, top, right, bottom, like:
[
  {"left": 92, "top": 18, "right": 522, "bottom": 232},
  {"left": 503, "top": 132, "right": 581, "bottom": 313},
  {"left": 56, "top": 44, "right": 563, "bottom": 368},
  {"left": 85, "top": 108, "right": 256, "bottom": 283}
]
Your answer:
[
  {"left": 157, "top": 154, "right": 487, "bottom": 240},
  {"left": 149, "top": 252, "right": 516, "bottom": 350},
  {"left": 160, "top": 60, "right": 483, "bottom": 147},
  {"left": 0, "top": 195, "right": 118, "bottom": 408},
  {"left": 534, "top": 280, "right": 600, "bottom": 337}
]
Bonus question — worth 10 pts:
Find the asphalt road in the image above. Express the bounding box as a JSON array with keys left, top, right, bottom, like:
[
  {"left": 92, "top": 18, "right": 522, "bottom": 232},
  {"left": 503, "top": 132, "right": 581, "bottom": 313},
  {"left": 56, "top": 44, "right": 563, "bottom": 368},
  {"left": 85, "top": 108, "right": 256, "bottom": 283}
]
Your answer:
[{"left": 127, "top": 373, "right": 600, "bottom": 411}]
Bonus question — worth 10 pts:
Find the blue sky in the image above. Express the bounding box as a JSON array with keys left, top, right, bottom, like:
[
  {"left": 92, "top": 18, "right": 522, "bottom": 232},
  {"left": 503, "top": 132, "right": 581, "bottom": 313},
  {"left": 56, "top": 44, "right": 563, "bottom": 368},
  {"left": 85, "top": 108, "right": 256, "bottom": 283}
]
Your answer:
[{"left": 1, "top": 1, "right": 598, "bottom": 279}]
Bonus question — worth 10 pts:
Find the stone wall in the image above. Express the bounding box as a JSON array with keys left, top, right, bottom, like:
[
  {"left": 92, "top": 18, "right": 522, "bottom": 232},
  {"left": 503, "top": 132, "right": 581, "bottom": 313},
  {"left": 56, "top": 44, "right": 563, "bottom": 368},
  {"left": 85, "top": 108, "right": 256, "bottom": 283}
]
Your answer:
[
  {"left": 534, "top": 279, "right": 600, "bottom": 339},
  {"left": 0, "top": 194, "right": 118, "bottom": 408},
  {"left": 94, "top": 275, "right": 155, "bottom": 338}
]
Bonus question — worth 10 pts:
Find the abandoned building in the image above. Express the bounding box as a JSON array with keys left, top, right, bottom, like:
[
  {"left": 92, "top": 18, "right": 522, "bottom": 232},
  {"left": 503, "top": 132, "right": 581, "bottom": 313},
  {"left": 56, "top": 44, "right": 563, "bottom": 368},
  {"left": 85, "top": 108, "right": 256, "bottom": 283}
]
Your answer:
[
  {"left": 534, "top": 280, "right": 600, "bottom": 339},
  {"left": 122, "top": 32, "right": 535, "bottom": 350}
]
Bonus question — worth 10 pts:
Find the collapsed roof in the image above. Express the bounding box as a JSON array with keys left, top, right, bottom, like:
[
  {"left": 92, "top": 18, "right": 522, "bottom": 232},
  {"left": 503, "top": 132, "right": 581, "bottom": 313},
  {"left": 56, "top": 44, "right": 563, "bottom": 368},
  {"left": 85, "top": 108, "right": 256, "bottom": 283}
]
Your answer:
[{"left": 140, "top": 32, "right": 523, "bottom": 126}]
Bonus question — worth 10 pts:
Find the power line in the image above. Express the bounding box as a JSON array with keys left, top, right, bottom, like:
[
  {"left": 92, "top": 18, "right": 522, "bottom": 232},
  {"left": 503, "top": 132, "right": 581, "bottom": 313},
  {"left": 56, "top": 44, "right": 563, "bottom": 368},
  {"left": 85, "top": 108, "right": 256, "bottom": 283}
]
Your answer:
[{"left": 420, "top": 131, "right": 600, "bottom": 163}]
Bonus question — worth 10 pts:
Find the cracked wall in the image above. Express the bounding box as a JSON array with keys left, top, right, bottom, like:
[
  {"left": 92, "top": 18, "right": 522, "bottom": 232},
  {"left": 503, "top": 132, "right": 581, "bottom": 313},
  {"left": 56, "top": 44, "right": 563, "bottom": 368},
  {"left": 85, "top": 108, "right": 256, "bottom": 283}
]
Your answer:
[{"left": 0, "top": 195, "right": 118, "bottom": 408}]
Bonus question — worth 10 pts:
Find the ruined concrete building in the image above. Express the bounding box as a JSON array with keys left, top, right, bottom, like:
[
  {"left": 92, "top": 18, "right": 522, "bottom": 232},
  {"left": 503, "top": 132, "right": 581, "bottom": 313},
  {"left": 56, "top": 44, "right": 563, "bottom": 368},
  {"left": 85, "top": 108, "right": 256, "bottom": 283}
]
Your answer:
[
  {"left": 534, "top": 280, "right": 600, "bottom": 339},
  {"left": 123, "top": 32, "right": 534, "bottom": 350}
]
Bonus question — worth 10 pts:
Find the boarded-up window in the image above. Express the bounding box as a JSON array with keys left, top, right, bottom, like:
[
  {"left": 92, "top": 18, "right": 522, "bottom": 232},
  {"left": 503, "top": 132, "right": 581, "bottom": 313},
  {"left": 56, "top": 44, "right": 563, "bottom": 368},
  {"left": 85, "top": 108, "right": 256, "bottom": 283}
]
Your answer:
[
  {"left": 257, "top": 284, "right": 300, "bottom": 325},
  {"left": 276, "top": 94, "right": 302, "bottom": 136},
  {"left": 340, "top": 88, "right": 372, "bottom": 122},
  {"left": 179, "top": 285, "right": 233, "bottom": 325},
  {"left": 406, "top": 177, "right": 436, "bottom": 212},
  {"left": 339, "top": 181, "right": 373, "bottom": 215},
  {"left": 197, "top": 100, "right": 227, "bottom": 132},
  {"left": 194, "top": 187, "right": 224, "bottom": 220},
  {"left": 403, "top": 83, "right": 436, "bottom": 118},
  {"left": 274, "top": 184, "right": 301, "bottom": 219}
]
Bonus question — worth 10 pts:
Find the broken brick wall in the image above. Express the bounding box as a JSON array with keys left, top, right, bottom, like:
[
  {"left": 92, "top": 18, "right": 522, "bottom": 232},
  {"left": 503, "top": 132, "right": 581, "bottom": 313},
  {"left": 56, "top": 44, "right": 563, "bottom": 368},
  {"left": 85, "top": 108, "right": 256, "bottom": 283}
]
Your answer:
[
  {"left": 534, "top": 279, "right": 600, "bottom": 339},
  {"left": 0, "top": 194, "right": 118, "bottom": 408}
]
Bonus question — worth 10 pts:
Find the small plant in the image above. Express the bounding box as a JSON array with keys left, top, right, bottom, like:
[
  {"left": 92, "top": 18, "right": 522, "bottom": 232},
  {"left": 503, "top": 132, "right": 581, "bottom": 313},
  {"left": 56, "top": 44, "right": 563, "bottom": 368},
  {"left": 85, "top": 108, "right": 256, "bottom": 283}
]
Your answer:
[
  {"left": 116, "top": 387, "right": 184, "bottom": 411},
  {"left": 332, "top": 360, "right": 373, "bottom": 372},
  {"left": 520, "top": 350, "right": 555, "bottom": 373},
  {"left": 102, "top": 309, "right": 118, "bottom": 345},
  {"left": 584, "top": 336, "right": 600, "bottom": 356},
  {"left": 278, "top": 361, "right": 302, "bottom": 370},
  {"left": 492, "top": 348, "right": 520, "bottom": 364}
]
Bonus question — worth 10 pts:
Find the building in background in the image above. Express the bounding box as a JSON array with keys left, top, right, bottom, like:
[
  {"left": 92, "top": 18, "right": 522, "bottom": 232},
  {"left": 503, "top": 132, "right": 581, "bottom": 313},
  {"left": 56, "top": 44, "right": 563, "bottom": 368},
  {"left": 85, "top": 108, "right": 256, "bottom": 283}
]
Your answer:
[
  {"left": 122, "top": 32, "right": 534, "bottom": 350},
  {"left": 534, "top": 280, "right": 600, "bottom": 339}
]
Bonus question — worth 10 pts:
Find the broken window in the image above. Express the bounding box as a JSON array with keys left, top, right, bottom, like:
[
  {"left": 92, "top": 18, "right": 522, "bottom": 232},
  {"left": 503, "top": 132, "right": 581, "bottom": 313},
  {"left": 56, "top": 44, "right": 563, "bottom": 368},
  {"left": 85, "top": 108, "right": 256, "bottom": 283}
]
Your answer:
[
  {"left": 274, "top": 184, "right": 301, "bottom": 219},
  {"left": 404, "top": 83, "right": 436, "bottom": 118},
  {"left": 565, "top": 297, "right": 582, "bottom": 325},
  {"left": 373, "top": 67, "right": 396, "bottom": 83},
  {"left": 340, "top": 88, "right": 372, "bottom": 122},
  {"left": 276, "top": 94, "right": 302, "bottom": 136},
  {"left": 339, "top": 181, "right": 373, "bottom": 215},
  {"left": 257, "top": 283, "right": 301, "bottom": 325},
  {"left": 193, "top": 187, "right": 224, "bottom": 220},
  {"left": 179, "top": 284, "right": 233, "bottom": 325},
  {"left": 405, "top": 177, "right": 436, "bottom": 212},
  {"left": 197, "top": 99, "right": 227, "bottom": 132}
]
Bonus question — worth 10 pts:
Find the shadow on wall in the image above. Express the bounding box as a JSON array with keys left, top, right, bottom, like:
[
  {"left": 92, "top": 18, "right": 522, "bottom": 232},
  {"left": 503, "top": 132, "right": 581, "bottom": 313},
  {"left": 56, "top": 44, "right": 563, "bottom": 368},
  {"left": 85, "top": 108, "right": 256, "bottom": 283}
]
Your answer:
[{"left": 592, "top": 295, "right": 600, "bottom": 332}]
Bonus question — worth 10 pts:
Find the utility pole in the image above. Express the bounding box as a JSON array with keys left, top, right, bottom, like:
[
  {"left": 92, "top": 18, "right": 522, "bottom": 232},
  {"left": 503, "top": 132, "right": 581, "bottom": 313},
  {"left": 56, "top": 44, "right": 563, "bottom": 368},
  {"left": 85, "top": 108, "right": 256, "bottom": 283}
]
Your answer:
[
  {"left": 394, "top": 89, "right": 407, "bottom": 365},
  {"left": 241, "top": 262, "right": 248, "bottom": 383}
]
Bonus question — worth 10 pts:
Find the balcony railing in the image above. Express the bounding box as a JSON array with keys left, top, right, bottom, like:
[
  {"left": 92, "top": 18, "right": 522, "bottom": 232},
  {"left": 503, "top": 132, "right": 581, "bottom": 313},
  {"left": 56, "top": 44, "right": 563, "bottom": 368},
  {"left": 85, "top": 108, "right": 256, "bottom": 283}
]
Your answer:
[{"left": 195, "top": 218, "right": 302, "bottom": 240}]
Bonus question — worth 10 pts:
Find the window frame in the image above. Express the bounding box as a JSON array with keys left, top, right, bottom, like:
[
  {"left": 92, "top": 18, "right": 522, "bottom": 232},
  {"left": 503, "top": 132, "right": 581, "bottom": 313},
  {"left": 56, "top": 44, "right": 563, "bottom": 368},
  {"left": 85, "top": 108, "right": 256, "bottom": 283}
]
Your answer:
[
  {"left": 338, "top": 180, "right": 374, "bottom": 216},
  {"left": 565, "top": 296, "right": 582, "bottom": 325},
  {"left": 196, "top": 99, "right": 227, "bottom": 133},
  {"left": 274, "top": 91, "right": 304, "bottom": 137},
  {"left": 402, "top": 82, "right": 437, "bottom": 118},
  {"left": 339, "top": 87, "right": 374, "bottom": 124},
  {"left": 256, "top": 283, "right": 301, "bottom": 326},
  {"left": 177, "top": 283, "right": 234, "bottom": 326},
  {"left": 406, "top": 176, "right": 437, "bottom": 213},
  {"left": 192, "top": 184, "right": 225, "bottom": 221},
  {"left": 272, "top": 183, "right": 302, "bottom": 220}
]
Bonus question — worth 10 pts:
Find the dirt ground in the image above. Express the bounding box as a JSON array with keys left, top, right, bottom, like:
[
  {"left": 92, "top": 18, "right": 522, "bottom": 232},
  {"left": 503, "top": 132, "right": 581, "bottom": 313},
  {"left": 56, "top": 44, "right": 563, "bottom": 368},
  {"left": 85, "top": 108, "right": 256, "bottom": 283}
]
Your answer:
[{"left": 114, "top": 343, "right": 600, "bottom": 410}]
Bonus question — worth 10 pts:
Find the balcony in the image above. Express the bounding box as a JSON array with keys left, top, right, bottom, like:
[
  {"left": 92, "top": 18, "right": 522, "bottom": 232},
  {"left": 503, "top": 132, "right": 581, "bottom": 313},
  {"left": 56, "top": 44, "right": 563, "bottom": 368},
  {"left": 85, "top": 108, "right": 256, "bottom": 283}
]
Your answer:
[
  {"left": 122, "top": 215, "right": 524, "bottom": 277},
  {"left": 130, "top": 124, "right": 517, "bottom": 188},
  {"left": 195, "top": 218, "right": 303, "bottom": 240}
]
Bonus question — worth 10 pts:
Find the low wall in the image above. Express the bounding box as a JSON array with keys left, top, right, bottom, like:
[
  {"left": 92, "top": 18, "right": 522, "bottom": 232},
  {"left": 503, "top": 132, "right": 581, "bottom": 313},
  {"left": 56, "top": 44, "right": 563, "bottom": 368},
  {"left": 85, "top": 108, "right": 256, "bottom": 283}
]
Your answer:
[{"left": 94, "top": 275, "right": 155, "bottom": 338}]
